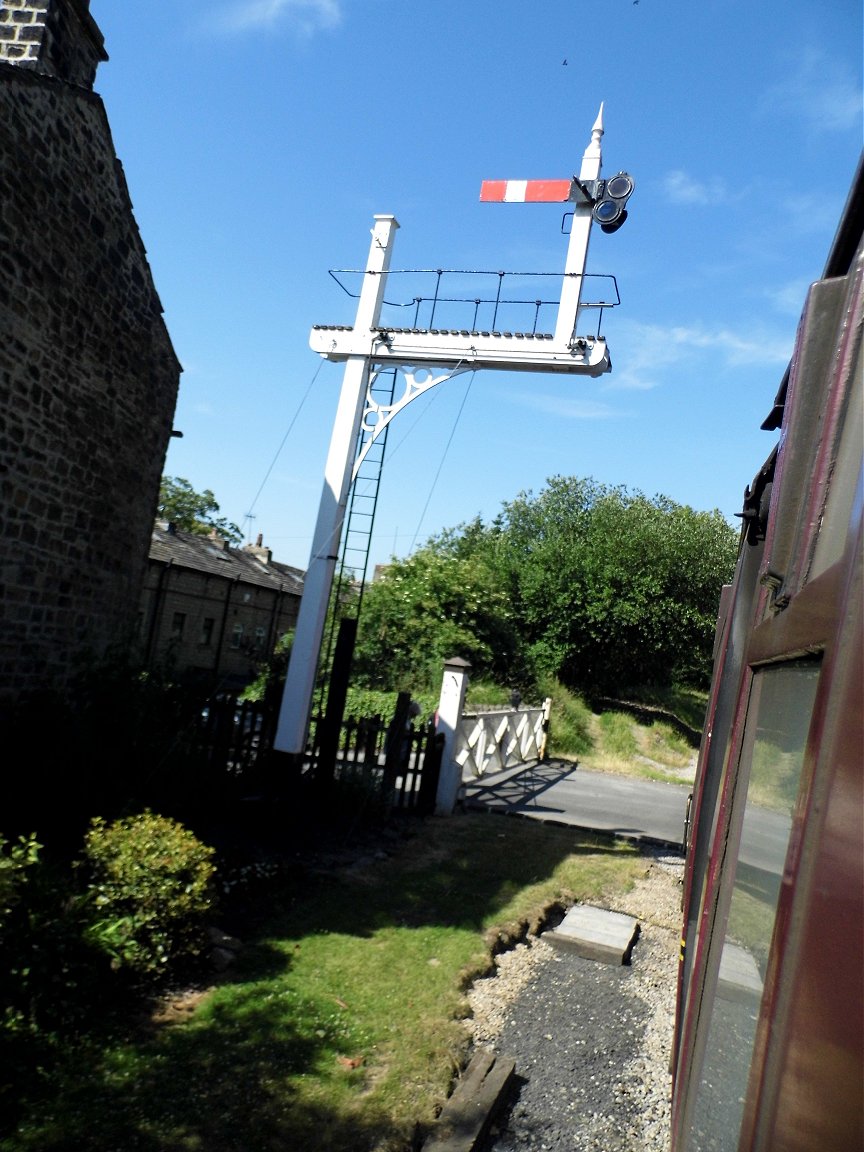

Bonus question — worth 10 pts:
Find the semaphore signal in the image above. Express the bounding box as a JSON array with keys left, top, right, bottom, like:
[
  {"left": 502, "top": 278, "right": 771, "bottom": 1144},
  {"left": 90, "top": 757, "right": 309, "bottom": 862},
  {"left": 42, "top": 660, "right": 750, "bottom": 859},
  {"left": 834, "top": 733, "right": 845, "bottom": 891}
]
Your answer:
[{"left": 274, "top": 104, "right": 634, "bottom": 757}]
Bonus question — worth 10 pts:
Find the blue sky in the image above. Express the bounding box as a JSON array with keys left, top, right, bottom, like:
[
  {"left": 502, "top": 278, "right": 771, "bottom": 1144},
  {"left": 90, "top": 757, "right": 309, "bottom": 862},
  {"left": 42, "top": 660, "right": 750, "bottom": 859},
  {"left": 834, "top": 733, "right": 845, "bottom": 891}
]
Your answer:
[{"left": 90, "top": 0, "right": 862, "bottom": 574}]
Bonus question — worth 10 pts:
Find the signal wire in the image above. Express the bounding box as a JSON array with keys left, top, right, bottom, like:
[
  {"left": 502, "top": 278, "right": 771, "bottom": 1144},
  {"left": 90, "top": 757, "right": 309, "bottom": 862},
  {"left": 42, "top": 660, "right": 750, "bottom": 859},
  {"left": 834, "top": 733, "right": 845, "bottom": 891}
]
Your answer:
[
  {"left": 241, "top": 356, "right": 326, "bottom": 534},
  {"left": 409, "top": 370, "right": 475, "bottom": 553}
]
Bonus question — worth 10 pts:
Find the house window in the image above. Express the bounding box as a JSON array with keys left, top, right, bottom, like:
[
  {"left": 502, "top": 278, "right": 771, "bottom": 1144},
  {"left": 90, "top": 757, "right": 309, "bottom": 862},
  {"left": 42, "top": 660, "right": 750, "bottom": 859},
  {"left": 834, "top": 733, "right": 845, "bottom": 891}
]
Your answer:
[
  {"left": 171, "top": 612, "right": 186, "bottom": 638},
  {"left": 230, "top": 623, "right": 244, "bottom": 649},
  {"left": 200, "top": 617, "right": 215, "bottom": 646},
  {"left": 254, "top": 626, "right": 266, "bottom": 650}
]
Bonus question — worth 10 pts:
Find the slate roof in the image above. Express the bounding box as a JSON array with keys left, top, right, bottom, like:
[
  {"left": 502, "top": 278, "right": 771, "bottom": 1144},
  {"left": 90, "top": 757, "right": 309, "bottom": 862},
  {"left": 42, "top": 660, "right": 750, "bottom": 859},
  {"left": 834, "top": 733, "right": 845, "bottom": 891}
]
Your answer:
[{"left": 149, "top": 522, "right": 304, "bottom": 596}]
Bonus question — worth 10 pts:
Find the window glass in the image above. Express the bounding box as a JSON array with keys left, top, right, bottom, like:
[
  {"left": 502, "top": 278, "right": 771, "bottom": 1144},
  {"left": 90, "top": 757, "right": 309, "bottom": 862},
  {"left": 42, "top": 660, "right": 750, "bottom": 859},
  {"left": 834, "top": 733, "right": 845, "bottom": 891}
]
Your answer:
[
  {"left": 230, "top": 623, "right": 243, "bottom": 649},
  {"left": 171, "top": 612, "right": 186, "bottom": 638},
  {"left": 688, "top": 661, "right": 820, "bottom": 1149},
  {"left": 200, "top": 617, "right": 215, "bottom": 646},
  {"left": 810, "top": 350, "right": 862, "bottom": 580}
]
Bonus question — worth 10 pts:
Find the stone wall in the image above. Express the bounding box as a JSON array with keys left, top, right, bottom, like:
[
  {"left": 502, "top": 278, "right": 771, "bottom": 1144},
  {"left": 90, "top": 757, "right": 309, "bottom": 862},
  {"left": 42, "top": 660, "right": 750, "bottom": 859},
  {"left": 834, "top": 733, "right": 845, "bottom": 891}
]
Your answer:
[
  {"left": 0, "top": 0, "right": 105, "bottom": 85},
  {"left": 0, "top": 0, "right": 182, "bottom": 706}
]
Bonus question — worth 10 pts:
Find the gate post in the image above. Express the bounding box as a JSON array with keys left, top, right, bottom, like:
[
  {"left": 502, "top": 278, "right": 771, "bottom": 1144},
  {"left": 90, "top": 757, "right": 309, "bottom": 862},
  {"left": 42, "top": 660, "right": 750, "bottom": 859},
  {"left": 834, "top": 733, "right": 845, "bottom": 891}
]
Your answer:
[
  {"left": 434, "top": 656, "right": 471, "bottom": 815},
  {"left": 538, "top": 696, "right": 552, "bottom": 761}
]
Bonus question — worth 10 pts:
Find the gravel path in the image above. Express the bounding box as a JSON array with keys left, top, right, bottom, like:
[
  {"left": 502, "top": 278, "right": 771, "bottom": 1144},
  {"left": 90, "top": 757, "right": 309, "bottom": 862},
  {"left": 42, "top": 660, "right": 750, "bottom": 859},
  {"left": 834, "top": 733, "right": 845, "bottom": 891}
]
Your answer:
[{"left": 466, "top": 848, "right": 684, "bottom": 1152}]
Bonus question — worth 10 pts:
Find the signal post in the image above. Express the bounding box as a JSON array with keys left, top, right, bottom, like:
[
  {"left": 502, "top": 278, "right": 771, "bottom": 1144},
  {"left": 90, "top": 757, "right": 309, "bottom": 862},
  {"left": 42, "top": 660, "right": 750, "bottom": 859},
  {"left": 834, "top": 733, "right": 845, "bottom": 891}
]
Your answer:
[{"left": 275, "top": 104, "right": 634, "bottom": 759}]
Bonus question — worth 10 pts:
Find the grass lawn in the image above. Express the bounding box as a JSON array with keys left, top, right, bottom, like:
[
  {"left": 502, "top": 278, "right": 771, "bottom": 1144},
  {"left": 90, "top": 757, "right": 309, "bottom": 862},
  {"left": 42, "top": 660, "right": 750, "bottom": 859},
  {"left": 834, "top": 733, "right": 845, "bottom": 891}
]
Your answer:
[{"left": 6, "top": 813, "right": 644, "bottom": 1152}]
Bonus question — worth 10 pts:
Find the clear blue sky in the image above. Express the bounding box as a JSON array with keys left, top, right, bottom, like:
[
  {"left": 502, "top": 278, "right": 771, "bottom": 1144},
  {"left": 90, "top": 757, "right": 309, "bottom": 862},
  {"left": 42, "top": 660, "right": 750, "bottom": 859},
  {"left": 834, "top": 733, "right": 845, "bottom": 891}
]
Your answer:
[{"left": 90, "top": 0, "right": 862, "bottom": 574}]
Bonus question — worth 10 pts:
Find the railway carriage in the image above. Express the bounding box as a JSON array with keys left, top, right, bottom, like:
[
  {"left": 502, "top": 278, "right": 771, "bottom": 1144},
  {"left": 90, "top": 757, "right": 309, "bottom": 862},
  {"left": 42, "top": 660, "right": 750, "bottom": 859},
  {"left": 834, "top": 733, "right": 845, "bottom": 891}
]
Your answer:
[{"left": 670, "top": 157, "right": 863, "bottom": 1151}]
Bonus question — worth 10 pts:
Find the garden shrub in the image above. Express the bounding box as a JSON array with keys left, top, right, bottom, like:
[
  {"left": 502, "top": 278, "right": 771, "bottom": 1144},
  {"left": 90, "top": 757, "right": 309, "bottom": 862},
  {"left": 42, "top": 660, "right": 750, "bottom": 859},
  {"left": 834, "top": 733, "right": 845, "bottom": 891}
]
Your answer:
[
  {"left": 0, "top": 833, "right": 40, "bottom": 925},
  {"left": 78, "top": 811, "right": 217, "bottom": 982},
  {"left": 0, "top": 833, "right": 42, "bottom": 1039},
  {"left": 539, "top": 679, "right": 594, "bottom": 759},
  {"left": 0, "top": 833, "right": 107, "bottom": 1132}
]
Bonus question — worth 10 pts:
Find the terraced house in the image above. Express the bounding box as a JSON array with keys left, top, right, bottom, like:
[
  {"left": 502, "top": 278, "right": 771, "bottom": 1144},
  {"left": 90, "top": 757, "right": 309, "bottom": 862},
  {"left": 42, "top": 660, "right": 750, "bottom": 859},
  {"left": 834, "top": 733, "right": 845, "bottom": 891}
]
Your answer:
[{"left": 141, "top": 525, "right": 303, "bottom": 691}]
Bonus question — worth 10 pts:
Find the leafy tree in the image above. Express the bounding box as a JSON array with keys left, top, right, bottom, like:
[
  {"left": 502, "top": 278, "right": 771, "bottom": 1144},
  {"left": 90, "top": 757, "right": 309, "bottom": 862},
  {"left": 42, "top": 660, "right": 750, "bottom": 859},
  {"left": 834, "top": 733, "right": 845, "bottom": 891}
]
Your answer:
[
  {"left": 157, "top": 476, "right": 242, "bottom": 544},
  {"left": 352, "top": 544, "right": 523, "bottom": 694},
  {"left": 241, "top": 630, "right": 294, "bottom": 704},
  {"left": 353, "top": 477, "right": 738, "bottom": 701},
  {"left": 493, "top": 477, "right": 738, "bottom": 694}
]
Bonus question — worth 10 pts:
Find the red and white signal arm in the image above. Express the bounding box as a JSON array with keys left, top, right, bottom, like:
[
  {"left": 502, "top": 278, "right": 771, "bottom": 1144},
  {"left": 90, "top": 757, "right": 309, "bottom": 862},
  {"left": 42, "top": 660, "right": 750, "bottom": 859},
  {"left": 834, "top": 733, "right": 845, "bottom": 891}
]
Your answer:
[{"left": 479, "top": 178, "right": 579, "bottom": 203}]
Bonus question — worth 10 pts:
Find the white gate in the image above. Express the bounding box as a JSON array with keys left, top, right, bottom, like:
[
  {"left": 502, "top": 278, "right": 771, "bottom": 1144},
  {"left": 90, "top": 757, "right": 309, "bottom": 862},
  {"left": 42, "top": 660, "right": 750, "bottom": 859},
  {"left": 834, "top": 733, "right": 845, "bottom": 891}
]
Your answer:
[{"left": 455, "top": 699, "right": 551, "bottom": 780}]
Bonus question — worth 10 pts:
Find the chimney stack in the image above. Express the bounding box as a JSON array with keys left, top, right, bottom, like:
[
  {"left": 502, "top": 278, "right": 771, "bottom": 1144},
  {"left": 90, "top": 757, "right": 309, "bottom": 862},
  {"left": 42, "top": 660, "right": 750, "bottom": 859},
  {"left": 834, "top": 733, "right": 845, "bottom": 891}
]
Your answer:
[
  {"left": 0, "top": 0, "right": 107, "bottom": 88},
  {"left": 244, "top": 535, "right": 272, "bottom": 565}
]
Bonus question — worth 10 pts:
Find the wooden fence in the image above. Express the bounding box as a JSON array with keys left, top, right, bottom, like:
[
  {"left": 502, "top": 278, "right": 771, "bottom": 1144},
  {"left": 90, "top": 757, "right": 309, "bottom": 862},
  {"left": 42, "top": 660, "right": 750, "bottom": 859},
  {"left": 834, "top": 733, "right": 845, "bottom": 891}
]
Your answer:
[
  {"left": 193, "top": 695, "right": 443, "bottom": 815},
  {"left": 193, "top": 693, "right": 550, "bottom": 810},
  {"left": 308, "top": 712, "right": 445, "bottom": 815}
]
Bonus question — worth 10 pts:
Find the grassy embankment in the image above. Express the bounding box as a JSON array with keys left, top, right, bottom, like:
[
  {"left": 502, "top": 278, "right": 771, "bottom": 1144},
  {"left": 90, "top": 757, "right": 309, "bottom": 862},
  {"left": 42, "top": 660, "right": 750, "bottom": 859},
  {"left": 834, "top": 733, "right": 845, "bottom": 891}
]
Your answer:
[
  {"left": 523, "top": 681, "right": 707, "bottom": 785},
  {"left": 348, "top": 679, "right": 707, "bottom": 786},
  {"left": 5, "top": 684, "right": 702, "bottom": 1151},
  {"left": 6, "top": 813, "right": 646, "bottom": 1152}
]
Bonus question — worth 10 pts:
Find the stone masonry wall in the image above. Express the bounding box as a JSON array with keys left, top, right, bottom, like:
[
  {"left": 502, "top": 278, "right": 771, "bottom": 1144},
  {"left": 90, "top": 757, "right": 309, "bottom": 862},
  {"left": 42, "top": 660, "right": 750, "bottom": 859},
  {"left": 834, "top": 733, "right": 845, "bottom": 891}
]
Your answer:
[
  {"left": 0, "top": 3, "right": 181, "bottom": 705},
  {"left": 0, "top": 0, "right": 105, "bottom": 86}
]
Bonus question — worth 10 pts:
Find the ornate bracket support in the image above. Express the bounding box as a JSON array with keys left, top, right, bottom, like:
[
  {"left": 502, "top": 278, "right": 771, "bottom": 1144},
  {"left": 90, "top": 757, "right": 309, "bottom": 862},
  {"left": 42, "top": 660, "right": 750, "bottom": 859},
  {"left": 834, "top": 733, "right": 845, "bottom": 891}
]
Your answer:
[{"left": 352, "top": 362, "right": 470, "bottom": 480}]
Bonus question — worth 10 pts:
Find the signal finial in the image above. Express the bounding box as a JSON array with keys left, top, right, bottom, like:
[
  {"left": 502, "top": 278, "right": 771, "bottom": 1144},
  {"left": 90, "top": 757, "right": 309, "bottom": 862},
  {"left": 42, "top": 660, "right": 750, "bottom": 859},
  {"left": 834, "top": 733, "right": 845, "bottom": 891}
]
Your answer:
[{"left": 582, "top": 103, "right": 604, "bottom": 178}]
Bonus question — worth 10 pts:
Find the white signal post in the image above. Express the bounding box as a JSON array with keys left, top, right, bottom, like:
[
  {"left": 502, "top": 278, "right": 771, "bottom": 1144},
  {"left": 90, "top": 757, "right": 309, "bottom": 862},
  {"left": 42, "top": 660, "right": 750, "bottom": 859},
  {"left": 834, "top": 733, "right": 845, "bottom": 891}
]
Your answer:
[
  {"left": 477, "top": 103, "right": 606, "bottom": 348},
  {"left": 274, "top": 215, "right": 398, "bottom": 755},
  {"left": 275, "top": 106, "right": 624, "bottom": 758},
  {"left": 555, "top": 103, "right": 604, "bottom": 346}
]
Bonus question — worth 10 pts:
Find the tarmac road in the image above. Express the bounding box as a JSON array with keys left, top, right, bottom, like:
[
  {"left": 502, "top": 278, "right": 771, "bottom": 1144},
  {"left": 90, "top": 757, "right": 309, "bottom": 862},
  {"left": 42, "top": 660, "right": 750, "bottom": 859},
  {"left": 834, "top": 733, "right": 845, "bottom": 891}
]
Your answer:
[
  {"left": 461, "top": 758, "right": 793, "bottom": 874},
  {"left": 461, "top": 758, "right": 692, "bottom": 848}
]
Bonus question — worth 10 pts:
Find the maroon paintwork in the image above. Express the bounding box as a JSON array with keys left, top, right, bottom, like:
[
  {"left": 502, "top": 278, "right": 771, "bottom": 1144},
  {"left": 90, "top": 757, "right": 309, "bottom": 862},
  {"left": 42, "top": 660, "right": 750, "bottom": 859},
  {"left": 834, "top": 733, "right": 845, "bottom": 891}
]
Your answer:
[{"left": 670, "top": 157, "right": 863, "bottom": 1151}]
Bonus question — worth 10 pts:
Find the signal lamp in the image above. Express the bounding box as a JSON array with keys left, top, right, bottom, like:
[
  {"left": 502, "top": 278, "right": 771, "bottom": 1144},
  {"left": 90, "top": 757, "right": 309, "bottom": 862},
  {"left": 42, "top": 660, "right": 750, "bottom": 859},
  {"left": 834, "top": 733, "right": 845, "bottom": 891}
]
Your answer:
[{"left": 591, "top": 172, "right": 635, "bottom": 233}]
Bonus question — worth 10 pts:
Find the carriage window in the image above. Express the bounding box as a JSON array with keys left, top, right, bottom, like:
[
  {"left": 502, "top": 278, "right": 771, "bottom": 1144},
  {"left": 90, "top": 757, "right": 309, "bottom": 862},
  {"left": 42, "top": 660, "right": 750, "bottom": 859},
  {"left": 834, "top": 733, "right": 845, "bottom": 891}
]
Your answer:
[
  {"left": 810, "top": 345, "right": 863, "bottom": 580},
  {"left": 688, "top": 660, "right": 820, "bottom": 1149}
]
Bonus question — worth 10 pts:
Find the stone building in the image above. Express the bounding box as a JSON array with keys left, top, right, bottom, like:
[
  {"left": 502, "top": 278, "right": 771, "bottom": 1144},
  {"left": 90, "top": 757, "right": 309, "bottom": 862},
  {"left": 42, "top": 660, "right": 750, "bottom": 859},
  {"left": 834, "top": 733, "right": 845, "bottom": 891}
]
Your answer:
[
  {"left": 141, "top": 525, "right": 303, "bottom": 691},
  {"left": 0, "top": 0, "right": 182, "bottom": 708}
]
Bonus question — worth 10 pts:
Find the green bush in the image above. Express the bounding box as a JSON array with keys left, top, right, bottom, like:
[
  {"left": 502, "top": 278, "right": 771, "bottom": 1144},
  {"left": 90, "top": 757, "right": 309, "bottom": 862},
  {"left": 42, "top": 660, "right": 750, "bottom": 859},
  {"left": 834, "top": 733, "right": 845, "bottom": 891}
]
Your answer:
[
  {"left": 0, "top": 834, "right": 40, "bottom": 924},
  {"left": 0, "top": 834, "right": 107, "bottom": 1134},
  {"left": 464, "top": 678, "right": 512, "bottom": 708},
  {"left": 0, "top": 834, "right": 42, "bottom": 1039},
  {"left": 78, "top": 812, "right": 217, "bottom": 981},
  {"left": 540, "top": 679, "right": 594, "bottom": 760},
  {"left": 343, "top": 686, "right": 437, "bottom": 726}
]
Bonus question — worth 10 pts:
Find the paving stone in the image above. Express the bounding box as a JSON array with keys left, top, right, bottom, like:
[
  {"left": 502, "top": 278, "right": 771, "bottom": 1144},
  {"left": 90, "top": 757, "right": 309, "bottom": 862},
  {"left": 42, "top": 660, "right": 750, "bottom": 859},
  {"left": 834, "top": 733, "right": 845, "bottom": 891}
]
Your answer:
[
  {"left": 542, "top": 904, "right": 640, "bottom": 965},
  {"left": 717, "top": 941, "right": 764, "bottom": 1003}
]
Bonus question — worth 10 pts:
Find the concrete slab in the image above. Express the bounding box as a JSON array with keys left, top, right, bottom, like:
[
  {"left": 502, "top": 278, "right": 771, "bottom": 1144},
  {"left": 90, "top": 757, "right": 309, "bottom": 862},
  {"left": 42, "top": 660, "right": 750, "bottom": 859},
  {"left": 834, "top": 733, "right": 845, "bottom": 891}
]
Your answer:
[
  {"left": 718, "top": 941, "right": 764, "bottom": 1004},
  {"left": 543, "top": 904, "right": 640, "bottom": 965}
]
